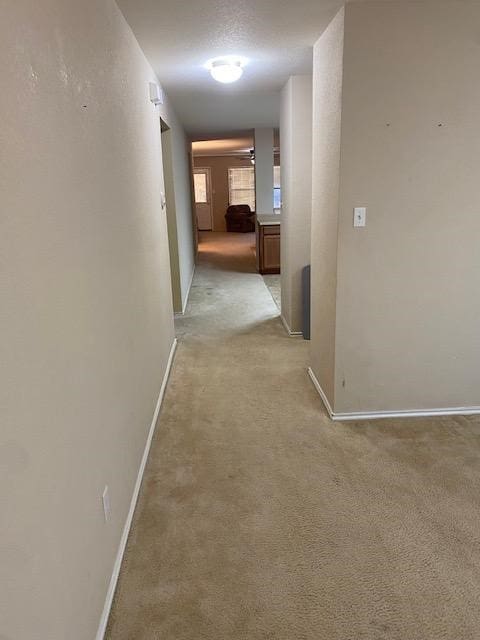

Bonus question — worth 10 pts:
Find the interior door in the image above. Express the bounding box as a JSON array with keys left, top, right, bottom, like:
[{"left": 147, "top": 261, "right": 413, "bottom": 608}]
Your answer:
[{"left": 193, "top": 168, "right": 213, "bottom": 230}]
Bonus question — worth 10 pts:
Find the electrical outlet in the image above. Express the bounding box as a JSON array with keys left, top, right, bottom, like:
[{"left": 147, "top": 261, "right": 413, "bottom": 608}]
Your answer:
[{"left": 102, "top": 486, "right": 111, "bottom": 523}]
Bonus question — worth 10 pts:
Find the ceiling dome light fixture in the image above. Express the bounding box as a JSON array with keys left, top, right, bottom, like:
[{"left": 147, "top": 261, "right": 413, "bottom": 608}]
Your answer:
[{"left": 206, "top": 56, "right": 247, "bottom": 84}]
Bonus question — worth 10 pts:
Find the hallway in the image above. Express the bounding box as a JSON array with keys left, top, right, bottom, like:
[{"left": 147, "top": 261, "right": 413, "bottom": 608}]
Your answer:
[{"left": 107, "top": 233, "right": 480, "bottom": 640}]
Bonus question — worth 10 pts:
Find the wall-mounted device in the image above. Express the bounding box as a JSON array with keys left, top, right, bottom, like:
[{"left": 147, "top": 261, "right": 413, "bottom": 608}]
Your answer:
[{"left": 149, "top": 82, "right": 164, "bottom": 106}]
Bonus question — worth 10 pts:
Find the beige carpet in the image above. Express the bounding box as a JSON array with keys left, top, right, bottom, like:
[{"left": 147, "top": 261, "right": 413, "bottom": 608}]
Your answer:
[
  {"left": 106, "top": 231, "right": 480, "bottom": 640},
  {"left": 262, "top": 274, "right": 281, "bottom": 310}
]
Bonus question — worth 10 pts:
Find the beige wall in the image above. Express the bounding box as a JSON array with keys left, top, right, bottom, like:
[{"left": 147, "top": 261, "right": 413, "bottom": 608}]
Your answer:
[
  {"left": 311, "top": 1, "right": 480, "bottom": 414},
  {"left": 0, "top": 0, "right": 178, "bottom": 637},
  {"left": 336, "top": 0, "right": 480, "bottom": 413},
  {"left": 254, "top": 128, "right": 274, "bottom": 214},
  {"left": 310, "top": 8, "right": 345, "bottom": 403},
  {"left": 193, "top": 155, "right": 253, "bottom": 231},
  {"left": 280, "top": 75, "right": 313, "bottom": 333}
]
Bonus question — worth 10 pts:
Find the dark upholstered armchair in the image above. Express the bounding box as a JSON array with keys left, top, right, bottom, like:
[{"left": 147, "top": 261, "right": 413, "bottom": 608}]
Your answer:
[{"left": 225, "top": 205, "right": 256, "bottom": 232}]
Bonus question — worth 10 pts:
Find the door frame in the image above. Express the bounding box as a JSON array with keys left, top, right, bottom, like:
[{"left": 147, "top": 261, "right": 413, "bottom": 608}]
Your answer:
[{"left": 193, "top": 167, "right": 213, "bottom": 231}]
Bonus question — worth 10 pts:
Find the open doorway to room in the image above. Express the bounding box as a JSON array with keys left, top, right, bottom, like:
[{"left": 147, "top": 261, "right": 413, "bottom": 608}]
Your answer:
[
  {"left": 192, "top": 134, "right": 256, "bottom": 233},
  {"left": 190, "top": 131, "right": 281, "bottom": 309},
  {"left": 160, "top": 117, "right": 182, "bottom": 314}
]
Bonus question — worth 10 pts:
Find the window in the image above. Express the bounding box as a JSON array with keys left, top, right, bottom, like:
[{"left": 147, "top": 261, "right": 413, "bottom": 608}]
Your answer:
[
  {"left": 228, "top": 167, "right": 255, "bottom": 211},
  {"left": 273, "top": 166, "right": 281, "bottom": 210},
  {"left": 193, "top": 172, "right": 207, "bottom": 203}
]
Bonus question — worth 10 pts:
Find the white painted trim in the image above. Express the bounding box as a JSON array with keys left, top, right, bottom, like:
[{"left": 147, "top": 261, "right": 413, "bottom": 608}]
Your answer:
[
  {"left": 174, "top": 265, "right": 195, "bottom": 317},
  {"left": 307, "top": 367, "right": 480, "bottom": 422},
  {"left": 333, "top": 406, "right": 480, "bottom": 421},
  {"left": 182, "top": 265, "right": 195, "bottom": 314},
  {"left": 280, "top": 314, "right": 303, "bottom": 337},
  {"left": 307, "top": 367, "right": 334, "bottom": 418},
  {"left": 95, "top": 338, "right": 178, "bottom": 640}
]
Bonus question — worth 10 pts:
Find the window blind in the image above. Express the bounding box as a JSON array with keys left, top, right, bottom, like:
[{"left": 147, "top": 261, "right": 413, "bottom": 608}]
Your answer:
[
  {"left": 273, "top": 166, "right": 281, "bottom": 189},
  {"left": 228, "top": 167, "right": 256, "bottom": 211},
  {"left": 193, "top": 172, "right": 207, "bottom": 203},
  {"left": 273, "top": 165, "right": 281, "bottom": 209}
]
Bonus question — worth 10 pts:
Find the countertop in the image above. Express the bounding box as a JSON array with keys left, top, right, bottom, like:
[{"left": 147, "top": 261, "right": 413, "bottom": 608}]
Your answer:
[{"left": 256, "top": 214, "right": 281, "bottom": 226}]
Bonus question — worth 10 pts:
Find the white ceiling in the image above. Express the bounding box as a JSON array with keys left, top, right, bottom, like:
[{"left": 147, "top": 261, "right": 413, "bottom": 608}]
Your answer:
[{"left": 117, "top": 0, "right": 345, "bottom": 138}]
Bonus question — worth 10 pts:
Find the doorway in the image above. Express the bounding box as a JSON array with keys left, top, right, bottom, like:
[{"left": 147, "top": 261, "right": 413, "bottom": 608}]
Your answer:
[
  {"left": 160, "top": 118, "right": 182, "bottom": 313},
  {"left": 193, "top": 168, "right": 213, "bottom": 230}
]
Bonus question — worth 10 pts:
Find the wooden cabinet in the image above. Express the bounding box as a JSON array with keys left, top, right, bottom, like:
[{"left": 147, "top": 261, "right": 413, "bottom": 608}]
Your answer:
[{"left": 256, "top": 218, "right": 280, "bottom": 274}]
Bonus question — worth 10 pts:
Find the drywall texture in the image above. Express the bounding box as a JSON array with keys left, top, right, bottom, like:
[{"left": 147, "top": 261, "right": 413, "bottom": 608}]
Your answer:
[
  {"left": 193, "top": 155, "right": 254, "bottom": 231},
  {"left": 332, "top": 0, "right": 480, "bottom": 413},
  {"left": 0, "top": 1, "right": 176, "bottom": 638},
  {"left": 310, "top": 8, "right": 345, "bottom": 404},
  {"left": 254, "top": 128, "right": 274, "bottom": 214},
  {"left": 280, "top": 75, "right": 312, "bottom": 333}
]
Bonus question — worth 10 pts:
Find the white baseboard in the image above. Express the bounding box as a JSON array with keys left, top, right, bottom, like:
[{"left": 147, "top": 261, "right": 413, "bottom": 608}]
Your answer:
[
  {"left": 307, "top": 367, "right": 335, "bottom": 417},
  {"left": 280, "top": 314, "right": 303, "bottom": 337},
  {"left": 95, "top": 338, "right": 178, "bottom": 640},
  {"left": 307, "top": 367, "right": 480, "bottom": 422},
  {"left": 174, "top": 266, "right": 195, "bottom": 317}
]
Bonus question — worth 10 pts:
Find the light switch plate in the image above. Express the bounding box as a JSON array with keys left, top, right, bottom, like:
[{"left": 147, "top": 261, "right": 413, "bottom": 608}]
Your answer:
[{"left": 354, "top": 207, "right": 367, "bottom": 227}]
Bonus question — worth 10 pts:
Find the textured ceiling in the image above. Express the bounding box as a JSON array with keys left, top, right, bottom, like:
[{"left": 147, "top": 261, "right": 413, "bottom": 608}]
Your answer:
[{"left": 117, "top": 0, "right": 345, "bottom": 137}]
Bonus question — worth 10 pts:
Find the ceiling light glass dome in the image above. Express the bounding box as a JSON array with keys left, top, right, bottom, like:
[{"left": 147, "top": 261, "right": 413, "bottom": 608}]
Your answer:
[{"left": 206, "top": 57, "right": 246, "bottom": 84}]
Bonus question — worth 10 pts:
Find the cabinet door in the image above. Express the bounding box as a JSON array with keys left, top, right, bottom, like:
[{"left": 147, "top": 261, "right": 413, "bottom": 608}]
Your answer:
[{"left": 263, "top": 235, "right": 280, "bottom": 271}]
